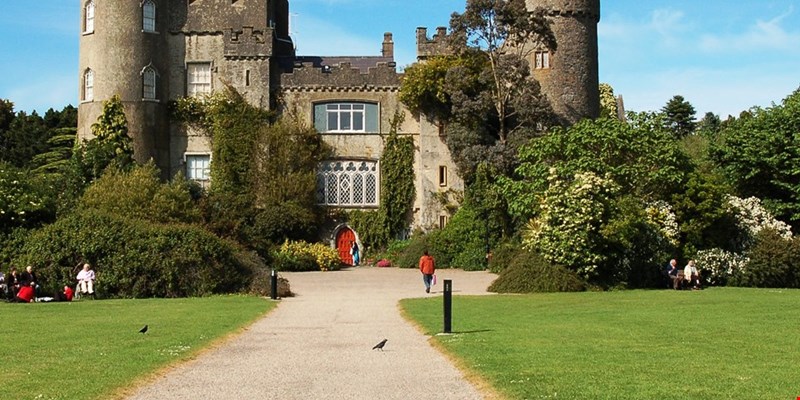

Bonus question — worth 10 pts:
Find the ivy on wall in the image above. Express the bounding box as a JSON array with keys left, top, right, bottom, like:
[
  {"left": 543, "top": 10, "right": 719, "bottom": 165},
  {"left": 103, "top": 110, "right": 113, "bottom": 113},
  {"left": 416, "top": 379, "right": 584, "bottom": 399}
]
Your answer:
[{"left": 349, "top": 113, "right": 416, "bottom": 250}]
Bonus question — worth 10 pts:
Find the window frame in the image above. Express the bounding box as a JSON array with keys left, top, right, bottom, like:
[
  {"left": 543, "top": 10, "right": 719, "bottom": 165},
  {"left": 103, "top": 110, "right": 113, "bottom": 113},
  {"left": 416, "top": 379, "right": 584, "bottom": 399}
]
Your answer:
[
  {"left": 313, "top": 101, "right": 379, "bottom": 134},
  {"left": 186, "top": 62, "right": 212, "bottom": 97},
  {"left": 316, "top": 160, "right": 380, "bottom": 208},
  {"left": 534, "top": 51, "right": 551, "bottom": 70},
  {"left": 142, "top": 0, "right": 157, "bottom": 33},
  {"left": 83, "top": 69, "right": 94, "bottom": 102},
  {"left": 142, "top": 66, "right": 157, "bottom": 100},
  {"left": 84, "top": 1, "right": 95, "bottom": 34},
  {"left": 438, "top": 165, "right": 448, "bottom": 187},
  {"left": 184, "top": 153, "right": 212, "bottom": 181}
]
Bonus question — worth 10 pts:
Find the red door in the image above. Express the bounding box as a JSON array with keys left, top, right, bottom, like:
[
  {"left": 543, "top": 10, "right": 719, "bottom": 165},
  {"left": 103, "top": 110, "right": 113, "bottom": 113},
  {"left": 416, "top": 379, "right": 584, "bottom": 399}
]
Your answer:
[{"left": 336, "top": 228, "right": 355, "bottom": 266}]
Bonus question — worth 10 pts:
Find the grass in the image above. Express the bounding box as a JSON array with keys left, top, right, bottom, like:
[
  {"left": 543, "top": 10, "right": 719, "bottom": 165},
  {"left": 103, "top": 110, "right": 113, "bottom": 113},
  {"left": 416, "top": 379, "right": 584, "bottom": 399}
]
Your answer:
[
  {"left": 0, "top": 296, "right": 274, "bottom": 400},
  {"left": 401, "top": 288, "right": 800, "bottom": 400}
]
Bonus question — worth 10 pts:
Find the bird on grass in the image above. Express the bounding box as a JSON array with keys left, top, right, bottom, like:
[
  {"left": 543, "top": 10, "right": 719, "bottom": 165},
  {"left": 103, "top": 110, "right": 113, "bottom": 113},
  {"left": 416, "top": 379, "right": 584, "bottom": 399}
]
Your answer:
[
  {"left": 372, "top": 339, "right": 387, "bottom": 351},
  {"left": 139, "top": 325, "right": 148, "bottom": 334}
]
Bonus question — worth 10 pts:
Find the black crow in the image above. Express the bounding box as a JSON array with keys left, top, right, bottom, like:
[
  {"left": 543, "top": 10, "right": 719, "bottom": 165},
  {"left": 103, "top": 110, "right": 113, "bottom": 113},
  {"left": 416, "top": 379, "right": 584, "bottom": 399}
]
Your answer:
[
  {"left": 139, "top": 325, "right": 148, "bottom": 334},
  {"left": 372, "top": 339, "right": 387, "bottom": 350}
]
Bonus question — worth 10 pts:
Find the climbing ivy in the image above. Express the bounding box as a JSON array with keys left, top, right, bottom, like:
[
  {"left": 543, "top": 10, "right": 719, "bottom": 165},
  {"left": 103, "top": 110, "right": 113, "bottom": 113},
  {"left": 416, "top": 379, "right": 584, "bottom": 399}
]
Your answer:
[{"left": 349, "top": 113, "right": 416, "bottom": 250}]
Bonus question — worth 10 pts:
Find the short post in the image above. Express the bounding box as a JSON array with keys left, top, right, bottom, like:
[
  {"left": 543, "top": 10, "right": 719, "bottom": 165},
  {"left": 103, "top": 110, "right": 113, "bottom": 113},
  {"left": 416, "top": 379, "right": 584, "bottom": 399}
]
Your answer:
[
  {"left": 270, "top": 269, "right": 278, "bottom": 300},
  {"left": 443, "top": 279, "right": 452, "bottom": 333}
]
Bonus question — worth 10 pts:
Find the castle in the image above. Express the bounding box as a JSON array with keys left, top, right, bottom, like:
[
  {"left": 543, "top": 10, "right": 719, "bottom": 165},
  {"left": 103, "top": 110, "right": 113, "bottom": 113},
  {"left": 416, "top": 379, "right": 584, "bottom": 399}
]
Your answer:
[{"left": 77, "top": 0, "right": 599, "bottom": 263}]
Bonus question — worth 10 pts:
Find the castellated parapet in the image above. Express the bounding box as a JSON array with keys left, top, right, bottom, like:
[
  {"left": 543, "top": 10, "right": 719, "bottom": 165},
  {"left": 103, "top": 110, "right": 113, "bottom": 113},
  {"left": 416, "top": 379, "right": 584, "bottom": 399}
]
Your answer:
[{"left": 416, "top": 27, "right": 452, "bottom": 60}]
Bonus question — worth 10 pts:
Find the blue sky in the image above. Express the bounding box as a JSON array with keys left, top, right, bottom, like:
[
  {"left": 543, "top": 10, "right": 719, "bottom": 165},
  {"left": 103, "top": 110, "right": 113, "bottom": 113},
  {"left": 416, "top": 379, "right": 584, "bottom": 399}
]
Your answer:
[{"left": 0, "top": 0, "right": 798, "bottom": 118}]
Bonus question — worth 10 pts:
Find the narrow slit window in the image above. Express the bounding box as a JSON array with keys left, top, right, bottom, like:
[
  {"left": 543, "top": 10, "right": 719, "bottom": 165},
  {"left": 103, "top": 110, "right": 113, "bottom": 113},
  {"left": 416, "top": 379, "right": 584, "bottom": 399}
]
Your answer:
[{"left": 438, "top": 166, "right": 447, "bottom": 187}]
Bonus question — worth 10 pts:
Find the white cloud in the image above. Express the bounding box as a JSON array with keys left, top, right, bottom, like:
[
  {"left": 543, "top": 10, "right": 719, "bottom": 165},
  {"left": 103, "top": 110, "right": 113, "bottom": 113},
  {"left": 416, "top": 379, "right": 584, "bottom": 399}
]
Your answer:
[{"left": 699, "top": 9, "right": 800, "bottom": 53}]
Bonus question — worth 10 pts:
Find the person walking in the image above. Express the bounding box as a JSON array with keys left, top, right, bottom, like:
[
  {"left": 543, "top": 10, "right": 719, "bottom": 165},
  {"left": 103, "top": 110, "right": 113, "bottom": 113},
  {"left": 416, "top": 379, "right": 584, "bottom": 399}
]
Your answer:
[{"left": 419, "top": 250, "right": 435, "bottom": 293}]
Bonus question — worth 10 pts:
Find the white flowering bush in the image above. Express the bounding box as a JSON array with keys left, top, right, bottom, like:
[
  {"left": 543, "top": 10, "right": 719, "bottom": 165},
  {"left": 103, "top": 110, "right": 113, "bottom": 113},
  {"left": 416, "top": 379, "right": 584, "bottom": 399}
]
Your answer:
[
  {"left": 0, "top": 164, "right": 52, "bottom": 230},
  {"left": 726, "top": 195, "right": 792, "bottom": 248},
  {"left": 645, "top": 201, "right": 680, "bottom": 247},
  {"left": 695, "top": 248, "right": 749, "bottom": 286},
  {"left": 523, "top": 170, "right": 619, "bottom": 279}
]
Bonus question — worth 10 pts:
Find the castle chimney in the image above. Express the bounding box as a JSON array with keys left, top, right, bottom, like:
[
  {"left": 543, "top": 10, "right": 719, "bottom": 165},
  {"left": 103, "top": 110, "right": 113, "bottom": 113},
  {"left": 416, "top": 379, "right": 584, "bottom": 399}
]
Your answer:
[{"left": 382, "top": 32, "right": 394, "bottom": 59}]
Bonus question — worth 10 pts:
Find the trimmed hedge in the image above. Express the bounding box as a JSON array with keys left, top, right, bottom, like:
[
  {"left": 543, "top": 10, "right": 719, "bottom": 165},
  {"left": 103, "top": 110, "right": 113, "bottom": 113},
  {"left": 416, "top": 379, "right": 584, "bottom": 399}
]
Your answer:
[
  {"left": 489, "top": 249, "right": 587, "bottom": 293},
  {"left": 14, "top": 210, "right": 255, "bottom": 298}
]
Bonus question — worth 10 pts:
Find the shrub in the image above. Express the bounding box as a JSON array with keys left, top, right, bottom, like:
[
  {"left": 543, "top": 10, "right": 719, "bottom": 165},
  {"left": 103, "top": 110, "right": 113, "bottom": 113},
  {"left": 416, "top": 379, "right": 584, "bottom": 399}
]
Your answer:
[
  {"left": 488, "top": 239, "right": 523, "bottom": 273},
  {"left": 274, "top": 240, "right": 342, "bottom": 271},
  {"left": 79, "top": 162, "right": 201, "bottom": 224},
  {"left": 14, "top": 210, "right": 255, "bottom": 298},
  {"left": 488, "top": 248, "right": 587, "bottom": 293},
  {"left": 695, "top": 248, "right": 749, "bottom": 286},
  {"left": 730, "top": 229, "right": 800, "bottom": 288},
  {"left": 392, "top": 234, "right": 431, "bottom": 268}
]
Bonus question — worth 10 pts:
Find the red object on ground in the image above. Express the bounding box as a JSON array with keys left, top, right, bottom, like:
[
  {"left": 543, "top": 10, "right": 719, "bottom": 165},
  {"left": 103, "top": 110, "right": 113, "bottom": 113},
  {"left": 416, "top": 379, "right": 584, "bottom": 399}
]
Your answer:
[{"left": 17, "top": 285, "right": 34, "bottom": 302}]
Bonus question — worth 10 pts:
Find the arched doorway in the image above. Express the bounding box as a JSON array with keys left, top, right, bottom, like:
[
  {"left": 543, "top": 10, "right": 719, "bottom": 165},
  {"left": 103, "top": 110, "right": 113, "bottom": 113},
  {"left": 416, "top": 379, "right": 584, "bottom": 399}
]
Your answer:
[{"left": 335, "top": 227, "right": 356, "bottom": 266}]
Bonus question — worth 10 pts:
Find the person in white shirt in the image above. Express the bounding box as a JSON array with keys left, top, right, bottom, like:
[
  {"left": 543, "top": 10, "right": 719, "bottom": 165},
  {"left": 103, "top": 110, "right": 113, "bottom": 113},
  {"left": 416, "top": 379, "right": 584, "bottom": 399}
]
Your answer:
[
  {"left": 683, "top": 259, "right": 700, "bottom": 290},
  {"left": 76, "top": 263, "right": 96, "bottom": 296}
]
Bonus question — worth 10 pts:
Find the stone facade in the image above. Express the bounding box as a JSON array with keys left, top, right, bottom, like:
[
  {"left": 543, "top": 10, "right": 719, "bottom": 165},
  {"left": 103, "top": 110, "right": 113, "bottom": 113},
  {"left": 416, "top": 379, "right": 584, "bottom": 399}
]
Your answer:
[{"left": 77, "top": 0, "right": 599, "bottom": 238}]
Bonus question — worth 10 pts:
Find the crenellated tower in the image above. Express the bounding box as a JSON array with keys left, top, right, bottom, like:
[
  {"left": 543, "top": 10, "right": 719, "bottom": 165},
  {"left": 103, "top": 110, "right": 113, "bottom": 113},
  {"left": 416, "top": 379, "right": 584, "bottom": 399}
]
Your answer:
[
  {"left": 77, "top": 0, "right": 293, "bottom": 177},
  {"left": 526, "top": 0, "right": 601, "bottom": 124}
]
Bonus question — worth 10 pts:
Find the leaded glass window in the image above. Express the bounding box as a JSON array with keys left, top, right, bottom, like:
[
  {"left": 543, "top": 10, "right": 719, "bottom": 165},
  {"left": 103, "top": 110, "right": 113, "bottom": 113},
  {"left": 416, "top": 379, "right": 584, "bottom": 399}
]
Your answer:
[
  {"left": 142, "top": 0, "right": 156, "bottom": 32},
  {"left": 316, "top": 160, "right": 379, "bottom": 207}
]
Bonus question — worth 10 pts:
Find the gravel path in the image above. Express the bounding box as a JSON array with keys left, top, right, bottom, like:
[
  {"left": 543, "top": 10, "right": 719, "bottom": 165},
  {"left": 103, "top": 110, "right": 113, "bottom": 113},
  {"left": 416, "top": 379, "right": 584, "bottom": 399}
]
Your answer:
[{"left": 126, "top": 267, "right": 498, "bottom": 400}]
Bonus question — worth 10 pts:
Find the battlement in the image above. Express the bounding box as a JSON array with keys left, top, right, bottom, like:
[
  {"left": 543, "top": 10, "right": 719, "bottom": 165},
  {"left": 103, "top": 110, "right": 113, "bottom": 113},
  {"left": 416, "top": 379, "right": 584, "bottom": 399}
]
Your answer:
[
  {"left": 529, "top": 0, "right": 600, "bottom": 22},
  {"left": 281, "top": 60, "right": 400, "bottom": 90},
  {"left": 416, "top": 27, "right": 453, "bottom": 60},
  {"left": 224, "top": 26, "right": 273, "bottom": 59}
]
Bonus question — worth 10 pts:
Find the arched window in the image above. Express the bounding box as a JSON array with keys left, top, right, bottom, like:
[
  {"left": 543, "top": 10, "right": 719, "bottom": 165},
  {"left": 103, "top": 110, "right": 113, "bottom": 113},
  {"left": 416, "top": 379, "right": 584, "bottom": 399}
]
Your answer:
[
  {"left": 84, "top": 1, "right": 95, "bottom": 33},
  {"left": 83, "top": 69, "right": 94, "bottom": 101},
  {"left": 142, "top": 0, "right": 156, "bottom": 32},
  {"left": 142, "top": 66, "right": 157, "bottom": 100},
  {"left": 316, "top": 160, "right": 379, "bottom": 207}
]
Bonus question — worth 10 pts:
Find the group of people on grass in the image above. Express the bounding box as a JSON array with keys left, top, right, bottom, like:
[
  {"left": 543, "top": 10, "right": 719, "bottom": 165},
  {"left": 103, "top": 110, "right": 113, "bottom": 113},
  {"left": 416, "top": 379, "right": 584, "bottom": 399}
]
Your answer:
[
  {"left": 1, "top": 263, "right": 96, "bottom": 303},
  {"left": 663, "top": 258, "right": 701, "bottom": 290}
]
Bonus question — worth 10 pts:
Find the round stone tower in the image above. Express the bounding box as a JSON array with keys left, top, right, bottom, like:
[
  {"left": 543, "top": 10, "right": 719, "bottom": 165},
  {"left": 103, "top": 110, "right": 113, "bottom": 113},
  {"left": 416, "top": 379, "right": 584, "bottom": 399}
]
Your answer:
[
  {"left": 78, "top": 0, "right": 170, "bottom": 171},
  {"left": 526, "top": 0, "right": 600, "bottom": 125}
]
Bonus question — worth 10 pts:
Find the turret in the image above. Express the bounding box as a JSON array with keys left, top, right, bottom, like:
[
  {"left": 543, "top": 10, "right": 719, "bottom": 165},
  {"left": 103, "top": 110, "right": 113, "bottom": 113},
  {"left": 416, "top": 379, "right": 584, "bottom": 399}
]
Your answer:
[
  {"left": 77, "top": 0, "right": 170, "bottom": 169},
  {"left": 526, "top": 0, "right": 601, "bottom": 124}
]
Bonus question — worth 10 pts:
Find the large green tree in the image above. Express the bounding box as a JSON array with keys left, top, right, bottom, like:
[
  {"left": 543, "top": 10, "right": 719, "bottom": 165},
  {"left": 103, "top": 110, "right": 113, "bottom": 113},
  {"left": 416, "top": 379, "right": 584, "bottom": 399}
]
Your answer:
[
  {"left": 661, "top": 95, "right": 697, "bottom": 139},
  {"left": 711, "top": 87, "right": 800, "bottom": 229}
]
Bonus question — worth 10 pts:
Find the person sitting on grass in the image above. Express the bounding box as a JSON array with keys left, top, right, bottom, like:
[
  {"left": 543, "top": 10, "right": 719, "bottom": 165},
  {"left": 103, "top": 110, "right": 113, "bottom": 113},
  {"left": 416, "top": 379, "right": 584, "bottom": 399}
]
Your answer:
[
  {"left": 20, "top": 265, "right": 40, "bottom": 297},
  {"left": 55, "top": 285, "right": 74, "bottom": 302},
  {"left": 76, "top": 263, "right": 96, "bottom": 297},
  {"left": 11, "top": 283, "right": 35, "bottom": 303}
]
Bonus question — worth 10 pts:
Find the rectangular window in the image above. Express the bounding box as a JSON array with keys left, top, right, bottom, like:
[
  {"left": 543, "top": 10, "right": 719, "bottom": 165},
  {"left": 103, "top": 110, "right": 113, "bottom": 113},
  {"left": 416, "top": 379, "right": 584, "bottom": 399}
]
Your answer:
[
  {"left": 438, "top": 166, "right": 447, "bottom": 187},
  {"left": 142, "top": 1, "right": 156, "bottom": 32},
  {"left": 315, "top": 102, "right": 376, "bottom": 133},
  {"left": 534, "top": 51, "right": 550, "bottom": 70},
  {"left": 185, "top": 154, "right": 211, "bottom": 181},
  {"left": 439, "top": 215, "right": 448, "bottom": 229},
  {"left": 187, "top": 63, "right": 212, "bottom": 96}
]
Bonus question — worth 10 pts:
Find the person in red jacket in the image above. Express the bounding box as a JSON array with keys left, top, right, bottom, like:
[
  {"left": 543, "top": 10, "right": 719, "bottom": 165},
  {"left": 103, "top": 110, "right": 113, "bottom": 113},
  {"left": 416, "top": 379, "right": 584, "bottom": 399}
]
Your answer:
[
  {"left": 13, "top": 284, "right": 34, "bottom": 303},
  {"left": 419, "top": 250, "right": 436, "bottom": 293},
  {"left": 62, "top": 285, "right": 74, "bottom": 301}
]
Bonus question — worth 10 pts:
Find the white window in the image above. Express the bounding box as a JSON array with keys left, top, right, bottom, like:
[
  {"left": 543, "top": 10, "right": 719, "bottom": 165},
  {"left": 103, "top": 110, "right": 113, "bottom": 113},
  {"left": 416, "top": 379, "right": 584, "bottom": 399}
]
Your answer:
[
  {"left": 187, "top": 63, "right": 212, "bottom": 96},
  {"left": 142, "top": 67, "right": 157, "bottom": 100},
  {"left": 534, "top": 51, "right": 550, "bottom": 70},
  {"left": 83, "top": 69, "right": 94, "bottom": 101},
  {"left": 142, "top": 0, "right": 156, "bottom": 32},
  {"left": 185, "top": 154, "right": 211, "bottom": 181},
  {"left": 84, "top": 1, "right": 95, "bottom": 34},
  {"left": 314, "top": 102, "right": 379, "bottom": 133},
  {"left": 316, "top": 160, "right": 379, "bottom": 207}
]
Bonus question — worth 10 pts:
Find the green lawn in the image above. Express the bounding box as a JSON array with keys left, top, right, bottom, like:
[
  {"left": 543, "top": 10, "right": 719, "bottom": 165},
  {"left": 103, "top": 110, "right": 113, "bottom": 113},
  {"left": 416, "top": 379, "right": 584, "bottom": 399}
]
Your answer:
[
  {"left": 401, "top": 288, "right": 800, "bottom": 400},
  {"left": 0, "top": 296, "right": 274, "bottom": 400}
]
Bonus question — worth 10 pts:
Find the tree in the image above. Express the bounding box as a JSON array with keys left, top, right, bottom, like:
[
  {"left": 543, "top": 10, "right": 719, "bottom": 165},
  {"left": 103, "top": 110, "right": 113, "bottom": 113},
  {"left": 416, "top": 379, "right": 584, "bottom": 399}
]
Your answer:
[
  {"left": 696, "top": 111, "right": 721, "bottom": 137},
  {"left": 661, "top": 95, "right": 697, "bottom": 139},
  {"left": 599, "top": 83, "right": 618, "bottom": 119},
  {"left": 710, "top": 87, "right": 800, "bottom": 229},
  {"left": 504, "top": 117, "right": 691, "bottom": 223},
  {"left": 399, "top": 56, "right": 460, "bottom": 124}
]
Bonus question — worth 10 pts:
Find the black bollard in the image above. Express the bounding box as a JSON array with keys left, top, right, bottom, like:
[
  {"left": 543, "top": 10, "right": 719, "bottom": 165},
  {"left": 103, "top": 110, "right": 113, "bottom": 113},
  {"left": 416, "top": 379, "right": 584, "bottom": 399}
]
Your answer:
[
  {"left": 270, "top": 269, "right": 278, "bottom": 300},
  {"left": 443, "top": 279, "right": 452, "bottom": 333}
]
